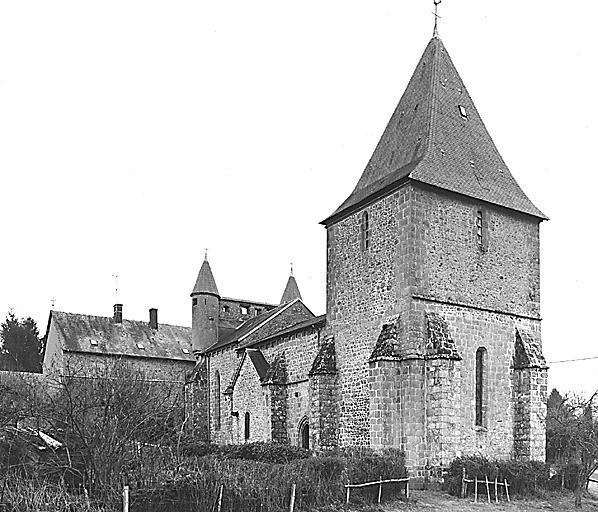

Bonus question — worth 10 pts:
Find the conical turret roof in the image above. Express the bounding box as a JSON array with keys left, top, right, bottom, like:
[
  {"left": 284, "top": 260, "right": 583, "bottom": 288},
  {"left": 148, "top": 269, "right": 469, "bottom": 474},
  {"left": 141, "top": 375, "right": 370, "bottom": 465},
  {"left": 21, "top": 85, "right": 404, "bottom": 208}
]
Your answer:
[
  {"left": 280, "top": 272, "right": 302, "bottom": 305},
  {"left": 191, "top": 256, "right": 220, "bottom": 297},
  {"left": 323, "top": 37, "right": 546, "bottom": 225}
]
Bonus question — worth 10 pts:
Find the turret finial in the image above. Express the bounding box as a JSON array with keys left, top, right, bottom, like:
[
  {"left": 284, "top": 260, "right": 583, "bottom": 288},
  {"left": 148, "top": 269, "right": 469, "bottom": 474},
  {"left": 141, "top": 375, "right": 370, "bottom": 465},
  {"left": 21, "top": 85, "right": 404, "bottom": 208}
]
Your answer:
[
  {"left": 204, "top": 248, "right": 209, "bottom": 261},
  {"left": 433, "top": 0, "right": 441, "bottom": 38},
  {"left": 290, "top": 262, "right": 294, "bottom": 277}
]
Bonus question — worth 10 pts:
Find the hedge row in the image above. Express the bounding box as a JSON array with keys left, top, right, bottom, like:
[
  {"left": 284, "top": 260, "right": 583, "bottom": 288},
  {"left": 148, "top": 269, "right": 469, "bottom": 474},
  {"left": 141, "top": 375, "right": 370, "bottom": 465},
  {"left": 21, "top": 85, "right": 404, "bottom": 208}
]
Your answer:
[{"left": 446, "top": 456, "right": 554, "bottom": 497}]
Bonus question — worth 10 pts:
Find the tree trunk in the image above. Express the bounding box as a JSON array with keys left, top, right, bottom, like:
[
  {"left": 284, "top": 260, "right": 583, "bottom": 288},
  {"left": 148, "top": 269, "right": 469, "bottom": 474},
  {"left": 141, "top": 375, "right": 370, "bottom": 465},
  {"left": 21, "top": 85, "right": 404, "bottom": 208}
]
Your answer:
[{"left": 575, "top": 485, "right": 582, "bottom": 508}]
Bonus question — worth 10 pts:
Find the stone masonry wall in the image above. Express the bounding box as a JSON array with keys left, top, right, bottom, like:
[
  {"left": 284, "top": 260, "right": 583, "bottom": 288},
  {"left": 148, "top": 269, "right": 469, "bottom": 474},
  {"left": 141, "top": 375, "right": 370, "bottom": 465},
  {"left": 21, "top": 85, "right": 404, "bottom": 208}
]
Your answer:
[
  {"left": 328, "top": 180, "right": 545, "bottom": 466},
  {"left": 327, "top": 187, "right": 412, "bottom": 446},
  {"left": 207, "top": 325, "right": 320, "bottom": 446},
  {"left": 418, "top": 298, "right": 543, "bottom": 460},
  {"left": 424, "top": 357, "right": 461, "bottom": 468},
  {"left": 512, "top": 366, "right": 548, "bottom": 461},
  {"left": 231, "top": 353, "right": 269, "bottom": 444},
  {"left": 59, "top": 352, "right": 193, "bottom": 382},
  {"left": 309, "top": 373, "right": 340, "bottom": 451},
  {"left": 209, "top": 346, "right": 243, "bottom": 444},
  {"left": 258, "top": 327, "right": 321, "bottom": 445},
  {"left": 411, "top": 184, "right": 541, "bottom": 318}
]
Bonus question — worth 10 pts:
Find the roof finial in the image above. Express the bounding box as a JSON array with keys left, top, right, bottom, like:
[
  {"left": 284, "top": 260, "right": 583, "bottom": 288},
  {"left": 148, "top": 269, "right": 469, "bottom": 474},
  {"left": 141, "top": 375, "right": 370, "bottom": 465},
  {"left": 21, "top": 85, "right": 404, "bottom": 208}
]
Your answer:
[
  {"left": 50, "top": 297, "right": 56, "bottom": 309},
  {"left": 433, "top": 0, "right": 441, "bottom": 38},
  {"left": 290, "top": 263, "right": 294, "bottom": 277},
  {"left": 204, "top": 248, "right": 209, "bottom": 261},
  {"left": 112, "top": 274, "right": 119, "bottom": 303}
]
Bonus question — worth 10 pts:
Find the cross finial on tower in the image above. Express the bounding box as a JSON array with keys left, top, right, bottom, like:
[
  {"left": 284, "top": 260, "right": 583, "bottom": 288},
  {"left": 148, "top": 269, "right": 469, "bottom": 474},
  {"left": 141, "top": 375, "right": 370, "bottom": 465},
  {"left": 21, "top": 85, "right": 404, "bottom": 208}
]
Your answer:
[
  {"left": 112, "top": 274, "right": 119, "bottom": 303},
  {"left": 433, "top": 0, "right": 442, "bottom": 38},
  {"left": 204, "top": 248, "right": 209, "bottom": 261},
  {"left": 50, "top": 297, "right": 56, "bottom": 309},
  {"left": 290, "top": 263, "right": 294, "bottom": 277}
]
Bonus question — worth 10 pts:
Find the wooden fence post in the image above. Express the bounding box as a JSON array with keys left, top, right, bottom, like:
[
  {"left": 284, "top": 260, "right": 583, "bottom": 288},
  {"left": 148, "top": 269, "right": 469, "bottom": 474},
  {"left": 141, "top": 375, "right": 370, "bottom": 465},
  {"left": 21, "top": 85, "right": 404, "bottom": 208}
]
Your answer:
[
  {"left": 346, "top": 480, "right": 350, "bottom": 505},
  {"left": 377, "top": 476, "right": 382, "bottom": 504},
  {"left": 122, "top": 485, "right": 130, "bottom": 512},
  {"left": 289, "top": 483, "right": 296, "bottom": 512},
  {"left": 504, "top": 479, "right": 510, "bottom": 502},
  {"left": 485, "top": 476, "right": 491, "bottom": 504},
  {"left": 461, "top": 467, "right": 466, "bottom": 498},
  {"left": 217, "top": 484, "right": 224, "bottom": 512},
  {"left": 494, "top": 477, "right": 498, "bottom": 503}
]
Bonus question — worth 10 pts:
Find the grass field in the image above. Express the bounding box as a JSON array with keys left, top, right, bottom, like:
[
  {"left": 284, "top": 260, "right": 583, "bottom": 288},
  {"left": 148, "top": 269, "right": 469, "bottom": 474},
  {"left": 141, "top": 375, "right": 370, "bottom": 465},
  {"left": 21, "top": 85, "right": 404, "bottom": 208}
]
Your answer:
[{"left": 368, "top": 490, "right": 598, "bottom": 511}]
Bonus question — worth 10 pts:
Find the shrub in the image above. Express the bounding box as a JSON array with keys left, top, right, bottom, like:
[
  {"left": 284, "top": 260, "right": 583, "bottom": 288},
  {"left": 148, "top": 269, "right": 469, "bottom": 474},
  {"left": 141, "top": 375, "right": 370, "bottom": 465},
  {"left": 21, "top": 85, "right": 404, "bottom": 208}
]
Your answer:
[{"left": 446, "top": 456, "right": 550, "bottom": 497}]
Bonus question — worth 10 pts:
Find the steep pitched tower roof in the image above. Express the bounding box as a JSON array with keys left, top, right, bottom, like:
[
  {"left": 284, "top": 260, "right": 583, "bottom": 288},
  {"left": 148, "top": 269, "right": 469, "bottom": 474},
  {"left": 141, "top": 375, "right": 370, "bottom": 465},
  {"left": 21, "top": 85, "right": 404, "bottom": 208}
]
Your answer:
[
  {"left": 191, "top": 255, "right": 220, "bottom": 297},
  {"left": 323, "top": 36, "right": 546, "bottom": 225},
  {"left": 280, "top": 271, "right": 302, "bottom": 305}
]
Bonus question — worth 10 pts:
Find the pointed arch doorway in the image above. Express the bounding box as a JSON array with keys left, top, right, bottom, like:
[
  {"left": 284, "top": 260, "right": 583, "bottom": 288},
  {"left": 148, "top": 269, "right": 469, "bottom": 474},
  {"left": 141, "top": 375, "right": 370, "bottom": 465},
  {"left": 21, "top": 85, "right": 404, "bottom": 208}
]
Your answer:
[{"left": 298, "top": 417, "right": 309, "bottom": 450}]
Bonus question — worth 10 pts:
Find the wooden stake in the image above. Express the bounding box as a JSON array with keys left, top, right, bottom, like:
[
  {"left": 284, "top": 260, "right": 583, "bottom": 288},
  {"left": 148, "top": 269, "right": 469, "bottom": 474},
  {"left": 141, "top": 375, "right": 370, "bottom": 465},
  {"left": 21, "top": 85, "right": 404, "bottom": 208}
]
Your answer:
[
  {"left": 289, "top": 483, "right": 296, "bottom": 512},
  {"left": 505, "top": 479, "right": 510, "bottom": 502},
  {"left": 486, "top": 476, "right": 491, "bottom": 504},
  {"left": 406, "top": 477, "right": 410, "bottom": 499},
  {"left": 217, "top": 484, "right": 224, "bottom": 512},
  {"left": 122, "top": 485, "right": 129, "bottom": 512},
  {"left": 461, "top": 467, "right": 466, "bottom": 498},
  {"left": 495, "top": 477, "right": 498, "bottom": 503},
  {"left": 474, "top": 477, "right": 478, "bottom": 503},
  {"left": 346, "top": 481, "right": 350, "bottom": 505},
  {"left": 378, "top": 476, "right": 383, "bottom": 504}
]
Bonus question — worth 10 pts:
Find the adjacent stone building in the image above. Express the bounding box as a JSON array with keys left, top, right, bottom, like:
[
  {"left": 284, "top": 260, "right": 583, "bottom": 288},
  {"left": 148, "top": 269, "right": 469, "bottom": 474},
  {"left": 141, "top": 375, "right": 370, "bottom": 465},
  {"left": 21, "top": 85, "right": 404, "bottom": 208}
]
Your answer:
[
  {"left": 186, "top": 33, "right": 549, "bottom": 476},
  {"left": 43, "top": 306, "right": 196, "bottom": 382}
]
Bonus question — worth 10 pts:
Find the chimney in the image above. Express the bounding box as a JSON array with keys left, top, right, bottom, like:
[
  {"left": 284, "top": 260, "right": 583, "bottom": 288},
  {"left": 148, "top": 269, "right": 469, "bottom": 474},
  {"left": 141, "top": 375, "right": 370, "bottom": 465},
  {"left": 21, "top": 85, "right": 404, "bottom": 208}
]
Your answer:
[
  {"left": 113, "top": 303, "right": 123, "bottom": 324},
  {"left": 149, "top": 308, "right": 158, "bottom": 330}
]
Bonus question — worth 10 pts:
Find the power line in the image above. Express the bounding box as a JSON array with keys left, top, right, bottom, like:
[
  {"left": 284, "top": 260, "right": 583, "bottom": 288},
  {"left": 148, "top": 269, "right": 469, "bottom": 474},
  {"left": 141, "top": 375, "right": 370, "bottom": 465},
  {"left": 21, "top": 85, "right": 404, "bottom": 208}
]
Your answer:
[{"left": 547, "top": 355, "right": 598, "bottom": 364}]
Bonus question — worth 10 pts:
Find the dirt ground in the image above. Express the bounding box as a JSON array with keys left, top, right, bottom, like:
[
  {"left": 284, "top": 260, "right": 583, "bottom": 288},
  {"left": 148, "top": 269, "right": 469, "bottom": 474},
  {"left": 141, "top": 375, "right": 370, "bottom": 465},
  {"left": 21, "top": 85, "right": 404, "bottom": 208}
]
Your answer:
[{"left": 375, "top": 490, "right": 598, "bottom": 511}]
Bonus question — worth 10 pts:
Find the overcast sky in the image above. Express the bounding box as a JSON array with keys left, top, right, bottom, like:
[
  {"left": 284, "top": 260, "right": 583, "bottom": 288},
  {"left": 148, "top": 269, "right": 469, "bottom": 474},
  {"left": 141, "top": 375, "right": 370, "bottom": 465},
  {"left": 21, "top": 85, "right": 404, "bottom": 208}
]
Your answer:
[{"left": 1, "top": 1, "right": 596, "bottom": 395}]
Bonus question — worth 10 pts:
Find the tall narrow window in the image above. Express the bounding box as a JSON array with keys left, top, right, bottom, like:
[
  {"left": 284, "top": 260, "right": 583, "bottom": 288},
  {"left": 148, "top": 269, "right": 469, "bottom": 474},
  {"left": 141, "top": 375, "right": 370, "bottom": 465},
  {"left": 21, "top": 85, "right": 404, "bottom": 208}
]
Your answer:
[
  {"left": 476, "top": 210, "right": 483, "bottom": 246},
  {"left": 475, "top": 347, "right": 487, "bottom": 427},
  {"left": 214, "top": 371, "right": 221, "bottom": 430},
  {"left": 360, "top": 210, "right": 370, "bottom": 251},
  {"left": 244, "top": 412, "right": 250, "bottom": 441}
]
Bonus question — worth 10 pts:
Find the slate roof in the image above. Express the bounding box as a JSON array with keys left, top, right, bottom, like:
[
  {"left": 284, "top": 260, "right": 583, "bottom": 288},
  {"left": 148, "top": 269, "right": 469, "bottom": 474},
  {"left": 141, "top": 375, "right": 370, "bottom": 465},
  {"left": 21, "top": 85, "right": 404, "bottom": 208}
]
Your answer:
[
  {"left": 425, "top": 312, "right": 461, "bottom": 359},
  {"left": 207, "top": 299, "right": 313, "bottom": 353},
  {"left": 309, "top": 335, "right": 337, "bottom": 375},
  {"left": 514, "top": 327, "right": 547, "bottom": 369},
  {"left": 50, "top": 311, "right": 194, "bottom": 362},
  {"left": 323, "top": 37, "right": 546, "bottom": 225},
  {"left": 252, "top": 315, "right": 326, "bottom": 347},
  {"left": 246, "top": 349, "right": 270, "bottom": 381},
  {"left": 191, "top": 257, "right": 219, "bottom": 297},
  {"left": 280, "top": 274, "right": 302, "bottom": 304}
]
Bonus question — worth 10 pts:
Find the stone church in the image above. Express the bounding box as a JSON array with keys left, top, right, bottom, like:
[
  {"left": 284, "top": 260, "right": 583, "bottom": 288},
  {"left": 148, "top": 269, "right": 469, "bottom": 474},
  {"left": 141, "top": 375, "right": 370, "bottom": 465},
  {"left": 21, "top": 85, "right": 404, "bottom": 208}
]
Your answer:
[{"left": 185, "top": 34, "right": 548, "bottom": 476}]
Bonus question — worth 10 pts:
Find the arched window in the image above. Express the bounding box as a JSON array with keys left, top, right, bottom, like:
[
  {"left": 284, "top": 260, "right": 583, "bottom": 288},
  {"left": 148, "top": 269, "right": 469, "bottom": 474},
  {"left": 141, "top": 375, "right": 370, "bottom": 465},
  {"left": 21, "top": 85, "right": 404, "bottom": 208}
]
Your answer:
[
  {"left": 299, "top": 417, "right": 310, "bottom": 450},
  {"left": 475, "top": 347, "right": 487, "bottom": 427},
  {"left": 360, "top": 210, "right": 370, "bottom": 251},
  {"left": 244, "top": 412, "right": 250, "bottom": 442},
  {"left": 214, "top": 371, "right": 221, "bottom": 430}
]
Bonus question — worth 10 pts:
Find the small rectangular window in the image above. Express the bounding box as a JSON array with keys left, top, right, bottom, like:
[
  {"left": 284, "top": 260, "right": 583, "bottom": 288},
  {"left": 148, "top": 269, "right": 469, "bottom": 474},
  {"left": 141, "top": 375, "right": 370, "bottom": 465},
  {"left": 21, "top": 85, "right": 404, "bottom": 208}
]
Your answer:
[
  {"left": 182, "top": 348, "right": 190, "bottom": 354},
  {"left": 136, "top": 343, "right": 145, "bottom": 350},
  {"left": 240, "top": 306, "right": 249, "bottom": 315},
  {"left": 458, "top": 104, "right": 468, "bottom": 118},
  {"left": 90, "top": 339, "right": 98, "bottom": 346},
  {"left": 192, "top": 298, "right": 198, "bottom": 306}
]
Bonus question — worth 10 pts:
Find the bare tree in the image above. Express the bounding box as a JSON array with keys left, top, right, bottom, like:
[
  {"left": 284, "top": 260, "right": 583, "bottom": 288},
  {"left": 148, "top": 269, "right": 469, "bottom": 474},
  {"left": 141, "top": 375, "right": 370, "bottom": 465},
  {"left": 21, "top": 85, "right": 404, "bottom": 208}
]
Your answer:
[
  {"left": 547, "top": 390, "right": 598, "bottom": 508},
  {"left": 41, "top": 359, "right": 186, "bottom": 500}
]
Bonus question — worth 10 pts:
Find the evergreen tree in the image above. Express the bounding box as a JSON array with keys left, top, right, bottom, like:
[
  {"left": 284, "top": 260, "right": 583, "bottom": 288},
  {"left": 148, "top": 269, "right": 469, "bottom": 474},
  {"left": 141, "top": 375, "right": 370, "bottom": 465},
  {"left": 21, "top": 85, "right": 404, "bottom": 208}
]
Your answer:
[{"left": 0, "top": 310, "right": 44, "bottom": 372}]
